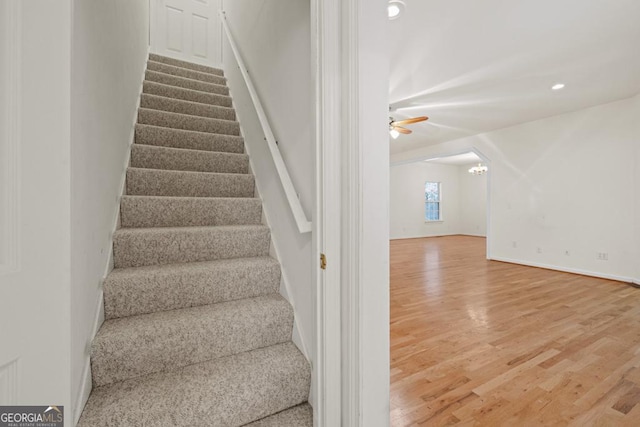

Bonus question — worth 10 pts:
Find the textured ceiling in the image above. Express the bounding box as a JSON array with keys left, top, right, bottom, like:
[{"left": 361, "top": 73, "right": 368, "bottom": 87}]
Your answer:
[{"left": 388, "top": 0, "right": 640, "bottom": 154}]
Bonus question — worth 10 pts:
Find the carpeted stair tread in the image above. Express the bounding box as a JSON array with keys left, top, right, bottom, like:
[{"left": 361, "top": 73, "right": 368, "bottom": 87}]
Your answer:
[
  {"left": 78, "top": 342, "right": 310, "bottom": 427},
  {"left": 82, "top": 54, "right": 312, "bottom": 425},
  {"left": 147, "top": 60, "right": 227, "bottom": 85},
  {"left": 130, "top": 144, "right": 249, "bottom": 174},
  {"left": 135, "top": 124, "right": 244, "bottom": 153},
  {"left": 140, "top": 93, "right": 236, "bottom": 121},
  {"left": 113, "top": 225, "right": 271, "bottom": 268},
  {"left": 104, "top": 256, "right": 281, "bottom": 319},
  {"left": 143, "top": 80, "right": 232, "bottom": 107},
  {"left": 126, "top": 167, "right": 255, "bottom": 198},
  {"left": 92, "top": 294, "right": 293, "bottom": 386},
  {"left": 149, "top": 53, "right": 224, "bottom": 76},
  {"left": 120, "top": 195, "right": 262, "bottom": 228},
  {"left": 145, "top": 70, "right": 230, "bottom": 96},
  {"left": 138, "top": 108, "right": 240, "bottom": 135},
  {"left": 245, "top": 404, "right": 313, "bottom": 427}
]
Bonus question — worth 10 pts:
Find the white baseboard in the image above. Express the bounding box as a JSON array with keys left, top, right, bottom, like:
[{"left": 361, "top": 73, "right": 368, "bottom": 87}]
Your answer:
[
  {"left": 390, "top": 233, "right": 487, "bottom": 240},
  {"left": 74, "top": 290, "right": 104, "bottom": 424},
  {"left": 489, "top": 255, "right": 636, "bottom": 284},
  {"left": 73, "top": 46, "right": 149, "bottom": 425}
]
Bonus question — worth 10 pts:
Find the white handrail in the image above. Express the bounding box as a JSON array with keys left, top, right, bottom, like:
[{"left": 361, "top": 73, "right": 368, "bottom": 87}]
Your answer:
[{"left": 220, "top": 11, "right": 312, "bottom": 234}]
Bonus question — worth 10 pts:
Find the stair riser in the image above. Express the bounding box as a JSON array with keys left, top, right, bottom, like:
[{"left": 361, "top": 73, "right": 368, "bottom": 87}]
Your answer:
[
  {"left": 126, "top": 168, "right": 254, "bottom": 198},
  {"left": 140, "top": 93, "right": 236, "bottom": 121},
  {"left": 135, "top": 124, "right": 244, "bottom": 154},
  {"left": 138, "top": 108, "right": 240, "bottom": 136},
  {"left": 120, "top": 196, "right": 262, "bottom": 228},
  {"left": 92, "top": 296, "right": 293, "bottom": 386},
  {"left": 104, "top": 258, "right": 280, "bottom": 319},
  {"left": 147, "top": 60, "right": 227, "bottom": 85},
  {"left": 149, "top": 53, "right": 224, "bottom": 76},
  {"left": 130, "top": 144, "right": 249, "bottom": 174},
  {"left": 246, "top": 404, "right": 313, "bottom": 427},
  {"left": 113, "top": 227, "right": 270, "bottom": 268},
  {"left": 143, "top": 81, "right": 232, "bottom": 107},
  {"left": 79, "top": 343, "right": 310, "bottom": 427},
  {"left": 145, "top": 70, "right": 230, "bottom": 96}
]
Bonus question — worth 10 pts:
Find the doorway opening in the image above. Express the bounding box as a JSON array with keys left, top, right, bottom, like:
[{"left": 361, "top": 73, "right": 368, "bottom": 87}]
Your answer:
[{"left": 389, "top": 149, "right": 490, "bottom": 257}]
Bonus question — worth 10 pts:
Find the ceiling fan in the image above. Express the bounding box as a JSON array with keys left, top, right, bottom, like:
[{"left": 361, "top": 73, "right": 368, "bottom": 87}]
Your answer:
[{"left": 389, "top": 116, "right": 428, "bottom": 139}]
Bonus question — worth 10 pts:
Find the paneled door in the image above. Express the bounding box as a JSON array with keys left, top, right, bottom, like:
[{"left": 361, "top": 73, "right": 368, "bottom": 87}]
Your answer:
[{"left": 150, "top": 0, "right": 222, "bottom": 67}]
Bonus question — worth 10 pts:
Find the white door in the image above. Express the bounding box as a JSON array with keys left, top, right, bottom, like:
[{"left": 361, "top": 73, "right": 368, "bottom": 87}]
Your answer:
[
  {"left": 1, "top": 0, "right": 72, "bottom": 415},
  {"left": 0, "top": 0, "right": 24, "bottom": 406},
  {"left": 150, "top": 0, "right": 222, "bottom": 67}
]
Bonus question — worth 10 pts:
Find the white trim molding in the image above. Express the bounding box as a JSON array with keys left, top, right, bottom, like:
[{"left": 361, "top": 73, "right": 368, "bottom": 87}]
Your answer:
[
  {"left": 490, "top": 256, "right": 638, "bottom": 285},
  {"left": 0, "top": 0, "right": 22, "bottom": 276},
  {"left": 0, "top": 357, "right": 19, "bottom": 404},
  {"left": 341, "top": 0, "right": 362, "bottom": 425},
  {"left": 312, "top": 0, "right": 343, "bottom": 424}
]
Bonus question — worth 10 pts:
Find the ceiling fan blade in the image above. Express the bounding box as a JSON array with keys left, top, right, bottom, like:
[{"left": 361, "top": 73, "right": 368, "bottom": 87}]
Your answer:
[
  {"left": 393, "top": 126, "right": 412, "bottom": 135},
  {"left": 391, "top": 116, "right": 429, "bottom": 126}
]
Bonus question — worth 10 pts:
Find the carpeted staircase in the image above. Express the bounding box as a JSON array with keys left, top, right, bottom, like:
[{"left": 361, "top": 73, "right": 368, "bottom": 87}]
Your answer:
[{"left": 78, "top": 54, "right": 312, "bottom": 427}]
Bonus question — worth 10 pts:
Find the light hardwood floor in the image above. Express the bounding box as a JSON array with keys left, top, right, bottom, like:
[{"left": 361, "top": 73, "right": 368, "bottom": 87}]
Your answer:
[{"left": 390, "top": 235, "right": 640, "bottom": 426}]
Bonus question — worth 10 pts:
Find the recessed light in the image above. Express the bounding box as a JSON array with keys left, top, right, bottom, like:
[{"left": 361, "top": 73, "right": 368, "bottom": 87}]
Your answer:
[
  {"left": 551, "top": 83, "right": 565, "bottom": 91},
  {"left": 388, "top": 1, "right": 405, "bottom": 20}
]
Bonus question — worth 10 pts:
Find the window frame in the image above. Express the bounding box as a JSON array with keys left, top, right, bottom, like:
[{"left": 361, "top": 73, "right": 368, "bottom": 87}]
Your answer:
[{"left": 424, "top": 181, "right": 442, "bottom": 222}]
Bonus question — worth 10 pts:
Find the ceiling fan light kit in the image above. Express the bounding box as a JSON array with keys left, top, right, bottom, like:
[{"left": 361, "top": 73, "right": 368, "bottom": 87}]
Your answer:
[
  {"left": 389, "top": 115, "right": 429, "bottom": 139},
  {"left": 388, "top": 0, "right": 405, "bottom": 20}
]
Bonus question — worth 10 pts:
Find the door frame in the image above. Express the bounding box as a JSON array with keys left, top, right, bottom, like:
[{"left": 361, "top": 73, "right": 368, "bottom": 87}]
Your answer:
[
  {"left": 311, "top": 0, "right": 342, "bottom": 425},
  {"left": 391, "top": 147, "right": 493, "bottom": 259},
  {"left": 312, "top": 0, "right": 390, "bottom": 425}
]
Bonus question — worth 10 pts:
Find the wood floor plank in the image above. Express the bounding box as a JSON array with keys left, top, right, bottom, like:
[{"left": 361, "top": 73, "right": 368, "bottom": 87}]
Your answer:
[{"left": 390, "top": 236, "right": 640, "bottom": 426}]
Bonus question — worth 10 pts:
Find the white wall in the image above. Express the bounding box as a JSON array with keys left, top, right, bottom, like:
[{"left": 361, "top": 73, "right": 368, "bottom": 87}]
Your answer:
[
  {"left": 392, "top": 95, "right": 640, "bottom": 282},
  {"left": 390, "top": 162, "right": 461, "bottom": 238},
  {"left": 390, "top": 161, "right": 487, "bottom": 239},
  {"left": 459, "top": 163, "right": 487, "bottom": 236},
  {"left": 0, "top": 1, "right": 72, "bottom": 423},
  {"left": 221, "top": 0, "right": 314, "bottom": 365},
  {"left": 70, "top": 0, "right": 149, "bottom": 421}
]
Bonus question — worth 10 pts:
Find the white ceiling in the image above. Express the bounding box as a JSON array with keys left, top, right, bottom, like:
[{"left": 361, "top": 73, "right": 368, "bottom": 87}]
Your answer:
[
  {"left": 388, "top": 0, "right": 640, "bottom": 154},
  {"left": 425, "top": 152, "right": 481, "bottom": 166}
]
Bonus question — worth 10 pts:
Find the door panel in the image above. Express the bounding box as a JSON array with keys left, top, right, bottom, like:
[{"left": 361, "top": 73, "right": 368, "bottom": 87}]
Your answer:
[
  {"left": 0, "top": 2, "right": 22, "bottom": 406},
  {"left": 0, "top": 0, "right": 72, "bottom": 413},
  {"left": 165, "top": 6, "right": 184, "bottom": 52},
  {"left": 151, "top": 0, "right": 221, "bottom": 67}
]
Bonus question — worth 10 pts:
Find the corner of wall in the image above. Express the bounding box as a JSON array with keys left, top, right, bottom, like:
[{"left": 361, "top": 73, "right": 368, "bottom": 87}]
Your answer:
[{"left": 73, "top": 46, "right": 149, "bottom": 425}]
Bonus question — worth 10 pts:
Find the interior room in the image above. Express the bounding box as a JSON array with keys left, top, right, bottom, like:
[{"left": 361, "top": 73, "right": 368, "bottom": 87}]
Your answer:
[
  {"left": 390, "top": 151, "right": 488, "bottom": 242},
  {"left": 387, "top": 0, "right": 640, "bottom": 424}
]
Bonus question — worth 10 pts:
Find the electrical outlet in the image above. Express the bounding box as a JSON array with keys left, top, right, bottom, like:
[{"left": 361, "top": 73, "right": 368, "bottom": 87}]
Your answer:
[
  {"left": 597, "top": 252, "right": 609, "bottom": 261},
  {"left": 537, "top": 247, "right": 542, "bottom": 254},
  {"left": 512, "top": 241, "right": 517, "bottom": 248},
  {"left": 565, "top": 250, "right": 570, "bottom": 256}
]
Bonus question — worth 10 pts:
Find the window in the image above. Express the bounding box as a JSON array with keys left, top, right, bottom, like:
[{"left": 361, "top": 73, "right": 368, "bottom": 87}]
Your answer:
[{"left": 425, "top": 181, "right": 441, "bottom": 221}]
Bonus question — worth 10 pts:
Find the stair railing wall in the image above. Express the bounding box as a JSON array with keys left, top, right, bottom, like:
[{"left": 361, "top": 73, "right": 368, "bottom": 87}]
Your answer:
[{"left": 219, "top": 11, "right": 312, "bottom": 234}]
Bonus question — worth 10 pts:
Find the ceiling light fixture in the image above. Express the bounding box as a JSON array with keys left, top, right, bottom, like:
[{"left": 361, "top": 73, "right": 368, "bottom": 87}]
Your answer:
[
  {"left": 389, "top": 128, "right": 400, "bottom": 139},
  {"left": 551, "top": 83, "right": 565, "bottom": 91},
  {"left": 388, "top": 0, "right": 405, "bottom": 20},
  {"left": 468, "top": 163, "right": 488, "bottom": 175}
]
